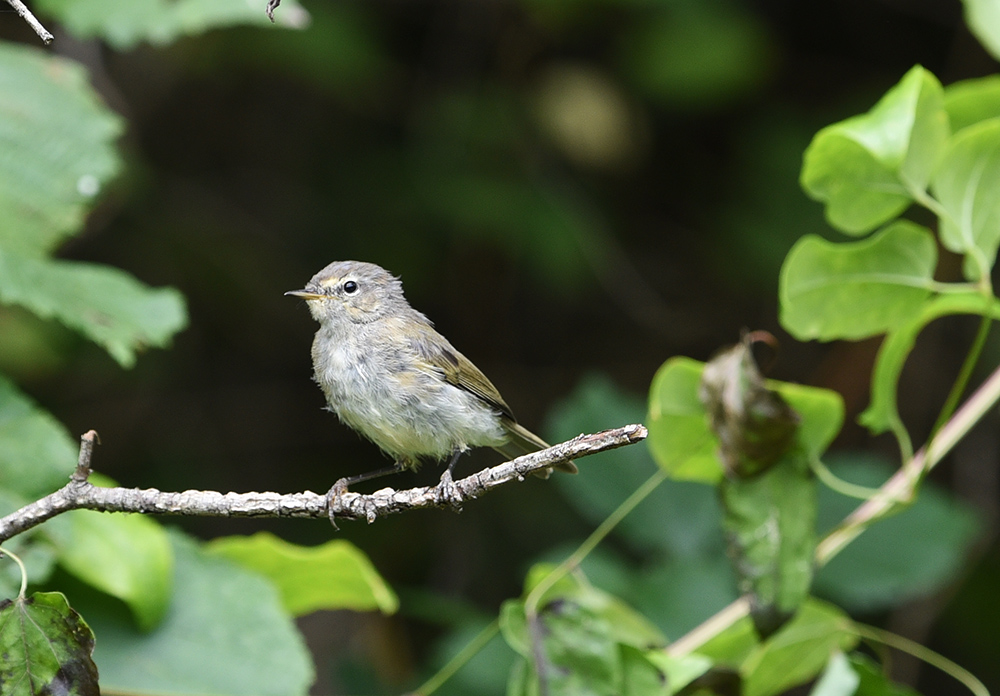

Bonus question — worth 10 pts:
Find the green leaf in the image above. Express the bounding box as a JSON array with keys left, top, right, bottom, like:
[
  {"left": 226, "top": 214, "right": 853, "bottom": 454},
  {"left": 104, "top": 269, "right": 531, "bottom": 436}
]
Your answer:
[
  {"left": 859, "top": 293, "right": 1000, "bottom": 434},
  {"left": 779, "top": 222, "right": 937, "bottom": 340},
  {"left": 646, "top": 357, "right": 721, "bottom": 483},
  {"left": 642, "top": 650, "right": 713, "bottom": 695},
  {"left": 0, "top": 251, "right": 187, "bottom": 367},
  {"left": 34, "top": 0, "right": 309, "bottom": 49},
  {"left": 206, "top": 531, "right": 398, "bottom": 616},
  {"left": 43, "top": 487, "right": 174, "bottom": 631},
  {"left": 809, "top": 651, "right": 860, "bottom": 696},
  {"left": 720, "top": 453, "right": 816, "bottom": 635},
  {"left": 963, "top": 0, "right": 1000, "bottom": 63},
  {"left": 0, "top": 44, "right": 122, "bottom": 257},
  {"left": 801, "top": 66, "right": 947, "bottom": 234},
  {"left": 774, "top": 382, "right": 843, "bottom": 462},
  {"left": 79, "top": 529, "right": 314, "bottom": 696},
  {"left": 815, "top": 455, "right": 980, "bottom": 612},
  {"left": 551, "top": 373, "right": 724, "bottom": 557},
  {"left": 851, "top": 653, "right": 921, "bottom": 696},
  {"left": 741, "top": 599, "right": 857, "bottom": 696},
  {"left": 943, "top": 75, "right": 1000, "bottom": 134},
  {"left": 931, "top": 117, "right": 1000, "bottom": 279},
  {"left": 0, "top": 591, "right": 99, "bottom": 696},
  {"left": 0, "top": 373, "right": 76, "bottom": 498},
  {"left": 696, "top": 613, "right": 760, "bottom": 668}
]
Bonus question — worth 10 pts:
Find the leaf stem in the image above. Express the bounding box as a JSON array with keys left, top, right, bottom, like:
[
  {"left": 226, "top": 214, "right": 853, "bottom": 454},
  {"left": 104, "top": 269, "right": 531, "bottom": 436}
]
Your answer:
[
  {"left": 930, "top": 315, "right": 992, "bottom": 440},
  {"left": 0, "top": 546, "right": 28, "bottom": 599},
  {"left": 853, "top": 623, "right": 990, "bottom": 696},
  {"left": 809, "top": 456, "right": 882, "bottom": 500},
  {"left": 410, "top": 619, "right": 500, "bottom": 695}
]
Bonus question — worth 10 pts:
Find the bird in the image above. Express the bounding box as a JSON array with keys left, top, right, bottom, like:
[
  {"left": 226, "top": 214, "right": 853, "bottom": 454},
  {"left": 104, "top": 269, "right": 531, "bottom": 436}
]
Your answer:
[{"left": 286, "top": 260, "right": 576, "bottom": 509}]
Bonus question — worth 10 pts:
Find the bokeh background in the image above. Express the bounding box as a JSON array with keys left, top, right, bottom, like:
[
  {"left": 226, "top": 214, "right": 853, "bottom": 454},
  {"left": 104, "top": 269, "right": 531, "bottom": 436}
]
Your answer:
[{"left": 1, "top": 0, "right": 998, "bottom": 693}]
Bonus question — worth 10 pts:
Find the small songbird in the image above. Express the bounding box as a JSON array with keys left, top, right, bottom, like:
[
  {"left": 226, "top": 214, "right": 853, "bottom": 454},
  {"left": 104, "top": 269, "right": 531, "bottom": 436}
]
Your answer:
[{"left": 286, "top": 260, "right": 576, "bottom": 504}]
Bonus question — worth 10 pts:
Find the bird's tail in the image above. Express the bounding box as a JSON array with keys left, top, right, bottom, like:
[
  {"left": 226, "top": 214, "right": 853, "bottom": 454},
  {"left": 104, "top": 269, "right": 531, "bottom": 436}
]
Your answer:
[{"left": 494, "top": 421, "right": 578, "bottom": 477}]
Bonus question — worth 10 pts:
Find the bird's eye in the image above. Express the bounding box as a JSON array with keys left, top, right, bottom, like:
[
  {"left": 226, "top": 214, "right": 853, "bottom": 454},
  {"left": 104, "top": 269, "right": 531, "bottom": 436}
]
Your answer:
[{"left": 343, "top": 280, "right": 359, "bottom": 294}]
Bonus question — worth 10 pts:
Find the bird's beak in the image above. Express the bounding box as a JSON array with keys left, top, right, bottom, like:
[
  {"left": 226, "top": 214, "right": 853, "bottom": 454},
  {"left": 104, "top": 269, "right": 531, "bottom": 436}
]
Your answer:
[{"left": 285, "top": 289, "right": 325, "bottom": 300}]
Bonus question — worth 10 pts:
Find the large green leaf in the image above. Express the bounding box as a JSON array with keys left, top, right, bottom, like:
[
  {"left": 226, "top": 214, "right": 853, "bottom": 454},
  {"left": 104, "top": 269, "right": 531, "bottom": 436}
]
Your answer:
[
  {"left": 858, "top": 293, "right": 1000, "bottom": 435},
  {"left": 0, "top": 373, "right": 77, "bottom": 498},
  {"left": 801, "top": 66, "right": 947, "bottom": 234},
  {"left": 0, "top": 44, "right": 121, "bottom": 257},
  {"left": 0, "top": 251, "right": 187, "bottom": 367},
  {"left": 206, "top": 532, "right": 398, "bottom": 616},
  {"left": 932, "top": 117, "right": 1000, "bottom": 279},
  {"left": 815, "top": 456, "right": 980, "bottom": 612},
  {"left": 80, "top": 529, "right": 314, "bottom": 696},
  {"left": 779, "top": 222, "right": 937, "bottom": 340},
  {"left": 0, "top": 591, "right": 98, "bottom": 696},
  {"left": 34, "top": 0, "right": 308, "bottom": 49},
  {"left": 43, "top": 485, "right": 174, "bottom": 631}
]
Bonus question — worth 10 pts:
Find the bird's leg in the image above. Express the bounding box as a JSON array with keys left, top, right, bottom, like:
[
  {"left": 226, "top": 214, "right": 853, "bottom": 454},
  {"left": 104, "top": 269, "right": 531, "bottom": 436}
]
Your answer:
[
  {"left": 327, "top": 462, "right": 407, "bottom": 526},
  {"left": 434, "top": 449, "right": 465, "bottom": 508}
]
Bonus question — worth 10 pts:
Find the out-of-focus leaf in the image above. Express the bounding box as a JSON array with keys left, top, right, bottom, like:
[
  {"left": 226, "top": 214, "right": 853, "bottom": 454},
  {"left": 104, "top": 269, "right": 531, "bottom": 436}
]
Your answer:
[
  {"left": 809, "top": 651, "right": 860, "bottom": 696},
  {"left": 551, "top": 373, "right": 724, "bottom": 557},
  {"left": 720, "top": 456, "right": 816, "bottom": 636},
  {"left": 0, "top": 374, "right": 76, "bottom": 498},
  {"left": 206, "top": 532, "right": 397, "bottom": 616},
  {"left": 79, "top": 529, "right": 313, "bottom": 696},
  {"left": 944, "top": 75, "right": 1000, "bottom": 133},
  {"left": 43, "top": 485, "right": 173, "bottom": 631},
  {"left": 858, "top": 293, "right": 1000, "bottom": 434},
  {"left": 696, "top": 613, "right": 760, "bottom": 668},
  {"left": 500, "top": 563, "right": 666, "bottom": 696},
  {"left": 851, "top": 653, "right": 921, "bottom": 696},
  {"left": 0, "top": 509, "right": 57, "bottom": 599},
  {"left": 964, "top": 0, "right": 1000, "bottom": 63},
  {"left": 647, "top": 357, "right": 721, "bottom": 483},
  {"left": 0, "top": 44, "right": 121, "bottom": 257},
  {"left": 34, "top": 0, "right": 309, "bottom": 49},
  {"left": 801, "top": 66, "right": 947, "bottom": 234},
  {"left": 741, "top": 599, "right": 857, "bottom": 696},
  {"left": 779, "top": 222, "right": 937, "bottom": 341},
  {"left": 0, "top": 252, "right": 187, "bottom": 368},
  {"left": 631, "top": 556, "right": 738, "bottom": 639},
  {"left": 642, "top": 649, "right": 713, "bottom": 695},
  {"left": 931, "top": 118, "right": 1000, "bottom": 280},
  {"left": 619, "top": 1, "right": 773, "bottom": 109},
  {"left": 815, "top": 455, "right": 980, "bottom": 612},
  {"left": 0, "top": 591, "right": 98, "bottom": 696}
]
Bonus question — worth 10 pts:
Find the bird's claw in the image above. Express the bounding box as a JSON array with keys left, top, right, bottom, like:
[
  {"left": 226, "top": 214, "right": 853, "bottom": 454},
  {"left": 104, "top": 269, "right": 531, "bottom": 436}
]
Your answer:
[
  {"left": 434, "top": 469, "right": 463, "bottom": 509},
  {"left": 325, "top": 478, "right": 351, "bottom": 529}
]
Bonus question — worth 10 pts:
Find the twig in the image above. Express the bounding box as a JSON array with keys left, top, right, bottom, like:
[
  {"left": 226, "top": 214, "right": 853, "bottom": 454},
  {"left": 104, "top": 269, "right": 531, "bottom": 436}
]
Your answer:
[
  {"left": 0, "top": 425, "right": 647, "bottom": 544},
  {"left": 265, "top": 0, "right": 281, "bottom": 22},
  {"left": 4, "top": 0, "right": 53, "bottom": 44}
]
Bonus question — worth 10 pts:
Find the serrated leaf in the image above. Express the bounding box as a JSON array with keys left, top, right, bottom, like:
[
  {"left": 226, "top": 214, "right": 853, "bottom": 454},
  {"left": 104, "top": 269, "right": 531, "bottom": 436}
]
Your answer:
[
  {"left": 741, "top": 599, "right": 857, "bottom": 696},
  {"left": 206, "top": 531, "right": 398, "bottom": 616},
  {"left": 0, "top": 591, "right": 99, "bottom": 696},
  {"left": 801, "top": 66, "right": 947, "bottom": 234},
  {"left": 34, "top": 0, "right": 309, "bottom": 49},
  {"left": 815, "top": 455, "right": 980, "bottom": 612},
  {"left": 0, "top": 373, "right": 76, "bottom": 498},
  {"left": 932, "top": 117, "right": 1000, "bottom": 279},
  {"left": 0, "top": 44, "right": 122, "bottom": 257},
  {"left": 0, "top": 251, "right": 187, "bottom": 367},
  {"left": 858, "top": 293, "right": 1000, "bottom": 434},
  {"left": 646, "top": 357, "right": 721, "bottom": 483},
  {"left": 943, "top": 74, "right": 1000, "bottom": 133},
  {"left": 43, "top": 489, "right": 173, "bottom": 631},
  {"left": 79, "top": 529, "right": 314, "bottom": 696},
  {"left": 779, "top": 222, "right": 937, "bottom": 340}
]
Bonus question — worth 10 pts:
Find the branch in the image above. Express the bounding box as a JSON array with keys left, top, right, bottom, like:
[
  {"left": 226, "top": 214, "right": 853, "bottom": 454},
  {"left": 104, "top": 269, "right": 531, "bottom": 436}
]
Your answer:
[
  {"left": 0, "top": 425, "right": 647, "bottom": 543},
  {"left": 4, "top": 0, "right": 53, "bottom": 44}
]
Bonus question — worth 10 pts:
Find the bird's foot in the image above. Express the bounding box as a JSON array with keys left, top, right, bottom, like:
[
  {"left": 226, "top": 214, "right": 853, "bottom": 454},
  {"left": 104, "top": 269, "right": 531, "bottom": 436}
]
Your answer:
[
  {"left": 434, "top": 469, "right": 464, "bottom": 510},
  {"left": 325, "top": 478, "right": 351, "bottom": 529}
]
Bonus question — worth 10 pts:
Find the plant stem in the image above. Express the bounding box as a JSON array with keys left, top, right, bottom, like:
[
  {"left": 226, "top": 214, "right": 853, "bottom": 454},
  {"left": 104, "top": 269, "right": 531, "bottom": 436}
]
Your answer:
[
  {"left": 410, "top": 619, "right": 499, "bottom": 696},
  {"left": 930, "top": 315, "right": 992, "bottom": 440},
  {"left": 0, "top": 546, "right": 28, "bottom": 598}
]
